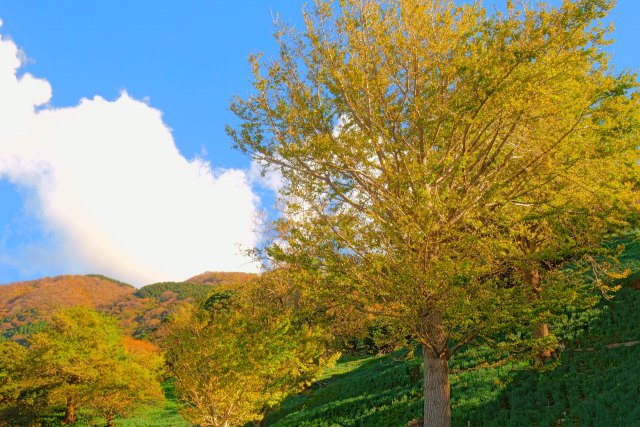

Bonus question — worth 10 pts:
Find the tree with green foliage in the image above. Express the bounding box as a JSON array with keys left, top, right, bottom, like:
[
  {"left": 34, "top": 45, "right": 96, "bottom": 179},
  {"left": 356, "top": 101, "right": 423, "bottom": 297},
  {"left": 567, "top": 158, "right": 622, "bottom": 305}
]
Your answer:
[
  {"left": 0, "top": 339, "right": 29, "bottom": 423},
  {"left": 89, "top": 352, "right": 165, "bottom": 427},
  {"left": 1, "top": 307, "right": 163, "bottom": 426},
  {"left": 228, "top": 0, "right": 639, "bottom": 425},
  {"left": 134, "top": 281, "right": 214, "bottom": 301},
  {"left": 163, "top": 282, "right": 335, "bottom": 427}
]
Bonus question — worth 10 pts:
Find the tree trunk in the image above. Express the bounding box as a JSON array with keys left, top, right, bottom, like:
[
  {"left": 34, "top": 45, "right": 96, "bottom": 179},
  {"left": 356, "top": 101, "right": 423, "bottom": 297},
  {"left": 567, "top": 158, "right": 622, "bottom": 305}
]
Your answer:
[
  {"left": 527, "top": 266, "right": 554, "bottom": 362},
  {"left": 106, "top": 415, "right": 115, "bottom": 427},
  {"left": 532, "top": 321, "right": 549, "bottom": 339},
  {"left": 422, "top": 344, "right": 451, "bottom": 427},
  {"left": 63, "top": 396, "right": 76, "bottom": 424}
]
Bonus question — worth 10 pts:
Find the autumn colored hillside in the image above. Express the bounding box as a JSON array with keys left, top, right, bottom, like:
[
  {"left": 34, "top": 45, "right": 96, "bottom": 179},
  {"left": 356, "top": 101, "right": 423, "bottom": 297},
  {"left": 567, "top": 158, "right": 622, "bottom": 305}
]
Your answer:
[
  {"left": 0, "top": 275, "right": 135, "bottom": 338},
  {"left": 185, "top": 271, "right": 255, "bottom": 288},
  {"left": 0, "top": 272, "right": 255, "bottom": 341},
  {"left": 0, "top": 275, "right": 134, "bottom": 314}
]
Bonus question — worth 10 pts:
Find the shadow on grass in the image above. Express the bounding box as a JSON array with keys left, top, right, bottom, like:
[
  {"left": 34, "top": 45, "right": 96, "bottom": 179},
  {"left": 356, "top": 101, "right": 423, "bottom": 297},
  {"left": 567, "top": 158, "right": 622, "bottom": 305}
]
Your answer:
[
  {"left": 267, "top": 288, "right": 640, "bottom": 427},
  {"left": 266, "top": 353, "right": 423, "bottom": 426},
  {"left": 466, "top": 288, "right": 640, "bottom": 427}
]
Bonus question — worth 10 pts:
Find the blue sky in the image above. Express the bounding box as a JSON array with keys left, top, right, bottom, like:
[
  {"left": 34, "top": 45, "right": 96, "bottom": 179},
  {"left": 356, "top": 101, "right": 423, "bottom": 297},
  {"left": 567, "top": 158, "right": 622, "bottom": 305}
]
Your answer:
[
  {"left": 0, "top": 1, "right": 638, "bottom": 286},
  {"left": 0, "top": 1, "right": 306, "bottom": 167}
]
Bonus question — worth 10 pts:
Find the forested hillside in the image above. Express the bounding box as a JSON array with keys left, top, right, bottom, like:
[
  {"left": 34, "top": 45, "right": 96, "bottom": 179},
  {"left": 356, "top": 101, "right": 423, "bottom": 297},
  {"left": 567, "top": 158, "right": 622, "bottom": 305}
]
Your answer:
[
  {"left": 185, "top": 271, "right": 255, "bottom": 287},
  {"left": 2, "top": 256, "right": 639, "bottom": 426},
  {"left": 0, "top": 275, "right": 135, "bottom": 340},
  {"left": 5, "top": 274, "right": 636, "bottom": 426},
  {"left": 0, "top": 272, "right": 253, "bottom": 341}
]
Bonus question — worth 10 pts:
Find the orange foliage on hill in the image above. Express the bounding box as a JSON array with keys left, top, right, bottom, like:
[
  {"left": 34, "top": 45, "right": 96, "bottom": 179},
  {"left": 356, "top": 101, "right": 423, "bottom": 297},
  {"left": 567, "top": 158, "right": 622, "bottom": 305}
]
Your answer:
[
  {"left": 0, "top": 275, "right": 135, "bottom": 335},
  {"left": 185, "top": 271, "right": 255, "bottom": 289},
  {"left": 0, "top": 271, "right": 256, "bottom": 342},
  {"left": 102, "top": 290, "right": 191, "bottom": 339},
  {"left": 122, "top": 335, "right": 161, "bottom": 355}
]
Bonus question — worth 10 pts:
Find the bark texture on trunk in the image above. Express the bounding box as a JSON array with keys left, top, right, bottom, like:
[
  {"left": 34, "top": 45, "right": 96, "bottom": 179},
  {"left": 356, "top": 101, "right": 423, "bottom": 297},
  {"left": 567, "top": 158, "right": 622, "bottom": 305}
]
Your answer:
[
  {"left": 532, "top": 321, "right": 550, "bottom": 339},
  {"left": 63, "top": 396, "right": 76, "bottom": 424},
  {"left": 526, "top": 266, "right": 554, "bottom": 362},
  {"left": 422, "top": 344, "right": 451, "bottom": 427}
]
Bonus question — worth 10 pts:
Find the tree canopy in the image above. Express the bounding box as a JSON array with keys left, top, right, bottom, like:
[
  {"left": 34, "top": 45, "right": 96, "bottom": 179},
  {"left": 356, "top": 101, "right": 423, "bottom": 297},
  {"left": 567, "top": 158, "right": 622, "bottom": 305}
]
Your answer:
[
  {"left": 228, "top": 0, "right": 639, "bottom": 425},
  {"left": 163, "top": 279, "right": 335, "bottom": 427},
  {"left": 0, "top": 307, "right": 164, "bottom": 426}
]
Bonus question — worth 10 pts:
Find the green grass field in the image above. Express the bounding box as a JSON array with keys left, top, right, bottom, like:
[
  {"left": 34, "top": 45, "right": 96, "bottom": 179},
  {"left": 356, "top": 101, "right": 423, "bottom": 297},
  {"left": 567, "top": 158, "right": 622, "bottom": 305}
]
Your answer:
[
  {"left": 72, "top": 381, "right": 191, "bottom": 427},
  {"left": 114, "top": 381, "right": 190, "bottom": 427},
  {"left": 106, "top": 287, "right": 640, "bottom": 426},
  {"left": 266, "top": 287, "right": 640, "bottom": 427}
]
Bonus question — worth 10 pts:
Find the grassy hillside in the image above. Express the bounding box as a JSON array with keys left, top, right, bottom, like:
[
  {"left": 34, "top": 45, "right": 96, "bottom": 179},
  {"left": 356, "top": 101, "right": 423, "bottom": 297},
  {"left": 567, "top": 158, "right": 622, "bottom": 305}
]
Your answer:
[
  {"left": 5, "top": 278, "right": 636, "bottom": 426},
  {"left": 3, "top": 257, "right": 638, "bottom": 426},
  {"left": 34, "top": 281, "right": 639, "bottom": 426},
  {"left": 110, "top": 381, "right": 190, "bottom": 427},
  {"left": 267, "top": 287, "right": 640, "bottom": 426},
  {"left": 53, "top": 381, "right": 192, "bottom": 427}
]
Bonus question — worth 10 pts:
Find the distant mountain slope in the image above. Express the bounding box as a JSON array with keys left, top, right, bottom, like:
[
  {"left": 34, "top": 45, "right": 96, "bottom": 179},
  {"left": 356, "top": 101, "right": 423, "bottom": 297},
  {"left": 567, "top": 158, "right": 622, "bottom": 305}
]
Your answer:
[
  {"left": 135, "top": 281, "right": 216, "bottom": 301},
  {"left": 135, "top": 272, "right": 255, "bottom": 301},
  {"left": 0, "top": 275, "right": 136, "bottom": 338},
  {"left": 185, "top": 271, "right": 255, "bottom": 288},
  {"left": 0, "top": 274, "right": 135, "bottom": 316},
  {"left": 0, "top": 272, "right": 256, "bottom": 341}
]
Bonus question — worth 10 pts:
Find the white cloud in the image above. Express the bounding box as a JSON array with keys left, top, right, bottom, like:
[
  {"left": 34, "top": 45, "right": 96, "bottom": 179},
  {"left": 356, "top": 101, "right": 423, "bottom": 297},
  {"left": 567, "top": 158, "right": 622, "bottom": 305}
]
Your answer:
[
  {"left": 0, "top": 25, "right": 260, "bottom": 286},
  {"left": 248, "top": 159, "right": 283, "bottom": 194}
]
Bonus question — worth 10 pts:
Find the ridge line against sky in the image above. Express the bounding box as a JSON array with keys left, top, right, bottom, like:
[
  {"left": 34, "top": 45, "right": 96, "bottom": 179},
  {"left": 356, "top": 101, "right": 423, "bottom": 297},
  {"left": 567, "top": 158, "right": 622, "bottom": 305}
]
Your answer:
[{"left": 0, "top": 1, "right": 638, "bottom": 286}]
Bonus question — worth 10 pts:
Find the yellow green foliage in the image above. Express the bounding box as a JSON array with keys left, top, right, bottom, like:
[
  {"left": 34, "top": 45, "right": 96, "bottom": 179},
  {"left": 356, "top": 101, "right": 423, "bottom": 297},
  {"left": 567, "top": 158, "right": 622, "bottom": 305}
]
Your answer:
[
  {"left": 163, "top": 278, "right": 337, "bottom": 427},
  {"left": 228, "top": 0, "right": 639, "bottom": 425},
  {"left": 0, "top": 307, "right": 164, "bottom": 426}
]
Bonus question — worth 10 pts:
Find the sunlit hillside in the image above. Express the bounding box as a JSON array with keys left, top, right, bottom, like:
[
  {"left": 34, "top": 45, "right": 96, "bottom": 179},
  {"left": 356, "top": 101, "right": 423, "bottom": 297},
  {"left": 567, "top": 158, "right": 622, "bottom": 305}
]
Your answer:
[
  {"left": 267, "top": 286, "right": 640, "bottom": 426},
  {"left": 185, "top": 271, "right": 256, "bottom": 288},
  {"left": 0, "top": 272, "right": 254, "bottom": 341},
  {"left": 0, "top": 275, "right": 135, "bottom": 340}
]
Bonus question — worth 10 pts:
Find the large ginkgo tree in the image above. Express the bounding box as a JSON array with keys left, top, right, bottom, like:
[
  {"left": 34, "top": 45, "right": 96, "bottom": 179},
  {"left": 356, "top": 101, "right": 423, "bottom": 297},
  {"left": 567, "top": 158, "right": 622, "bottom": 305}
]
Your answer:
[{"left": 228, "top": 1, "right": 639, "bottom": 425}]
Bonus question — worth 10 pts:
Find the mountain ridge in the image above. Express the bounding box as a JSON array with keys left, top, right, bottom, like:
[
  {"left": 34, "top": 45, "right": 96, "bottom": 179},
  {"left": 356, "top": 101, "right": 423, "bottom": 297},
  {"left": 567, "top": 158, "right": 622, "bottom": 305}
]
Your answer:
[{"left": 0, "top": 272, "right": 255, "bottom": 341}]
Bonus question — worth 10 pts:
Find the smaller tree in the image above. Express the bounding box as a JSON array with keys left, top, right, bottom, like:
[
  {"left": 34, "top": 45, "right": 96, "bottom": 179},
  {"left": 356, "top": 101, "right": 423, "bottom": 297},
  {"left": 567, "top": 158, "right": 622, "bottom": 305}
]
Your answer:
[
  {"left": 164, "top": 280, "right": 335, "bottom": 427},
  {"left": 13, "top": 307, "right": 163, "bottom": 425},
  {"left": 0, "top": 339, "right": 31, "bottom": 425},
  {"left": 90, "top": 357, "right": 164, "bottom": 426},
  {"left": 0, "top": 339, "right": 25, "bottom": 404},
  {"left": 90, "top": 337, "right": 165, "bottom": 426}
]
